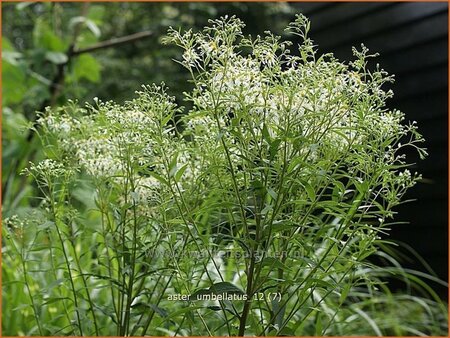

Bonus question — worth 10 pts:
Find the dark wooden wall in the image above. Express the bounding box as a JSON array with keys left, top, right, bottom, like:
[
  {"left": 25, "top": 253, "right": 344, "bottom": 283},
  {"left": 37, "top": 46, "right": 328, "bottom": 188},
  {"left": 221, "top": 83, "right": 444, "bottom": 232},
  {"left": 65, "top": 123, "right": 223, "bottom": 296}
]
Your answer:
[{"left": 293, "top": 2, "right": 448, "bottom": 297}]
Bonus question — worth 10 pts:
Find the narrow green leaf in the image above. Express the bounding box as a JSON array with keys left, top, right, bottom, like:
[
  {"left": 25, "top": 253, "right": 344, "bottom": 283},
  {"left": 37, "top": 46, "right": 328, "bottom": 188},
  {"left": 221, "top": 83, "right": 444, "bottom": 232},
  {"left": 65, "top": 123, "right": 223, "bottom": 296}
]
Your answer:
[
  {"left": 269, "top": 138, "right": 282, "bottom": 159},
  {"left": 299, "top": 180, "right": 315, "bottom": 202},
  {"left": 354, "top": 179, "right": 368, "bottom": 195},
  {"left": 207, "top": 305, "right": 222, "bottom": 311},
  {"left": 168, "top": 152, "right": 178, "bottom": 178},
  {"left": 210, "top": 282, "right": 245, "bottom": 295},
  {"left": 258, "top": 257, "right": 291, "bottom": 271},
  {"left": 267, "top": 187, "right": 278, "bottom": 200},
  {"left": 262, "top": 123, "right": 272, "bottom": 143},
  {"left": 315, "top": 312, "right": 323, "bottom": 335},
  {"left": 174, "top": 163, "right": 189, "bottom": 182},
  {"left": 161, "top": 110, "right": 174, "bottom": 126},
  {"left": 339, "top": 283, "right": 351, "bottom": 304},
  {"left": 148, "top": 171, "right": 169, "bottom": 186}
]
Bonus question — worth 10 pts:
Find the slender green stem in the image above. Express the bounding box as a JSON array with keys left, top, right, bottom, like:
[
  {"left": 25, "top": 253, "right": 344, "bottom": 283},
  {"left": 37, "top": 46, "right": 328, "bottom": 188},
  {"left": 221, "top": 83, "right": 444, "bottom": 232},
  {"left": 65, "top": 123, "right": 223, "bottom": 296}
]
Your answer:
[
  {"left": 116, "top": 162, "right": 132, "bottom": 336},
  {"left": 11, "top": 238, "right": 44, "bottom": 336},
  {"left": 140, "top": 274, "right": 171, "bottom": 336},
  {"left": 98, "top": 193, "right": 119, "bottom": 329},
  {"left": 48, "top": 234, "right": 73, "bottom": 331},
  {"left": 71, "top": 240, "right": 100, "bottom": 335},
  {"left": 122, "top": 198, "right": 139, "bottom": 336},
  {"left": 238, "top": 253, "right": 256, "bottom": 336},
  {"left": 52, "top": 221, "right": 84, "bottom": 335},
  {"left": 46, "top": 183, "right": 84, "bottom": 336}
]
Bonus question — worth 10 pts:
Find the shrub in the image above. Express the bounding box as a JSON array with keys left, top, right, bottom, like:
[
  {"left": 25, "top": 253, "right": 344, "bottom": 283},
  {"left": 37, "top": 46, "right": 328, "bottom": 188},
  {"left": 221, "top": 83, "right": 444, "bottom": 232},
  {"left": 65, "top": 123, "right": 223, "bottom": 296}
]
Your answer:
[{"left": 3, "top": 14, "right": 446, "bottom": 336}]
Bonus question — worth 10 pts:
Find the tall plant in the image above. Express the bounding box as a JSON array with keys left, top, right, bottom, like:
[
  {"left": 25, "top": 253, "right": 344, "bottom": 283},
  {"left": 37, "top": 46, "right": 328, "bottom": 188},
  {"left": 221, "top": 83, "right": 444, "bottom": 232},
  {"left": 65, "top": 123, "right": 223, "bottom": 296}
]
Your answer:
[{"left": 3, "top": 15, "right": 446, "bottom": 336}]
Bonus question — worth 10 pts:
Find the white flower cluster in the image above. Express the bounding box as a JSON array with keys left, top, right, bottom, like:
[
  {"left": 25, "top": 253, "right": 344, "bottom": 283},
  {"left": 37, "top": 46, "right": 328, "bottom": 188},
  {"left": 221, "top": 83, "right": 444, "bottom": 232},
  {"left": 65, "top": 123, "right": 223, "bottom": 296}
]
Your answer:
[
  {"left": 23, "top": 158, "right": 72, "bottom": 183},
  {"left": 37, "top": 86, "right": 185, "bottom": 214},
  {"left": 177, "top": 22, "right": 397, "bottom": 164},
  {"left": 34, "top": 15, "right": 426, "bottom": 231},
  {"left": 165, "top": 14, "right": 425, "bottom": 214},
  {"left": 38, "top": 113, "right": 81, "bottom": 136},
  {"left": 74, "top": 136, "right": 124, "bottom": 178},
  {"left": 376, "top": 110, "right": 404, "bottom": 138},
  {"left": 396, "top": 169, "right": 417, "bottom": 189}
]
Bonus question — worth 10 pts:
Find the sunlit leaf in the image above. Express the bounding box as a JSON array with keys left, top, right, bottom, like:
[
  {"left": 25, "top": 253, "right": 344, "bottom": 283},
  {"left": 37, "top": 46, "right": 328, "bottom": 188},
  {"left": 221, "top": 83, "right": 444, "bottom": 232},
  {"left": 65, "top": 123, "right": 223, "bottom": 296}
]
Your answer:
[{"left": 73, "top": 54, "right": 101, "bottom": 83}]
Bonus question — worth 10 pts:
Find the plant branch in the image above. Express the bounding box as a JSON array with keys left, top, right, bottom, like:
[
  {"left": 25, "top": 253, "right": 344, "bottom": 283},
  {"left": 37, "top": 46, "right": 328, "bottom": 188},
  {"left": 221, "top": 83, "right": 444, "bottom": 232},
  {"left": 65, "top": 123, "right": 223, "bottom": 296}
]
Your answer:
[
  {"left": 72, "top": 30, "right": 153, "bottom": 56},
  {"left": 49, "top": 2, "right": 90, "bottom": 108}
]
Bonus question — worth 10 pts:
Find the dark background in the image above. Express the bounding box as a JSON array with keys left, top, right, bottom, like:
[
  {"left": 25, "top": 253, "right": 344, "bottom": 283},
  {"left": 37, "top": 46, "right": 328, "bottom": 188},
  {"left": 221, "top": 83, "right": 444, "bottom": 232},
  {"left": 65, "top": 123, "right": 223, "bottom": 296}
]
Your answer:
[{"left": 3, "top": 1, "right": 448, "bottom": 297}]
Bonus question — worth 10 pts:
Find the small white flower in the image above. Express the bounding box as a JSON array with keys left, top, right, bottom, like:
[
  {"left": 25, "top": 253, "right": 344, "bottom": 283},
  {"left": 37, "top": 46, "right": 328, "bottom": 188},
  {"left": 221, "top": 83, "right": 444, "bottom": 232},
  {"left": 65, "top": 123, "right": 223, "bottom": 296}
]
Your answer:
[{"left": 183, "top": 48, "right": 199, "bottom": 66}]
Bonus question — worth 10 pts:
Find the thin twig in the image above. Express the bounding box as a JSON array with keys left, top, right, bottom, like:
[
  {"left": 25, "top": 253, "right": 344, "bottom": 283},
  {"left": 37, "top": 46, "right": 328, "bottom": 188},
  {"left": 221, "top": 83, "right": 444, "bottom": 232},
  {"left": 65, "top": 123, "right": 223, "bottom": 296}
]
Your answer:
[{"left": 72, "top": 31, "right": 153, "bottom": 56}]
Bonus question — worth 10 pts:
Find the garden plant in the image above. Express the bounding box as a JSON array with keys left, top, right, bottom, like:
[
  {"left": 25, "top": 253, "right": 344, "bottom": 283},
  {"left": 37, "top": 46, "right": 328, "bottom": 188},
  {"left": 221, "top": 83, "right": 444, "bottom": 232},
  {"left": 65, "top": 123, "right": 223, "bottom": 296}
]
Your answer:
[{"left": 2, "top": 15, "right": 448, "bottom": 336}]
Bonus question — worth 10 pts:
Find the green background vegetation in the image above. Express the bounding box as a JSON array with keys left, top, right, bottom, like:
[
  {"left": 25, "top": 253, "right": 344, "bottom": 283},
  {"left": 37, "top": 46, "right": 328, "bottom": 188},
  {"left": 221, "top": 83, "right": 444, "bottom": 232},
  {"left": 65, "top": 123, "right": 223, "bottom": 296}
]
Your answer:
[{"left": 2, "top": 2, "right": 295, "bottom": 215}]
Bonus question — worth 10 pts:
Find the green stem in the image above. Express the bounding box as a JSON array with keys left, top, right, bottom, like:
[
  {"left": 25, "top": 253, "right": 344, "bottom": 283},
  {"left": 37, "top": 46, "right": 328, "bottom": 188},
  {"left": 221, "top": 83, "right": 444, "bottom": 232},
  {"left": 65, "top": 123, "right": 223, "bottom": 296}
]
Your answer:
[
  {"left": 19, "top": 244, "right": 43, "bottom": 335},
  {"left": 118, "top": 172, "right": 130, "bottom": 336},
  {"left": 122, "top": 198, "right": 139, "bottom": 336},
  {"left": 71, "top": 241, "right": 100, "bottom": 335},
  {"left": 238, "top": 254, "right": 256, "bottom": 336},
  {"left": 98, "top": 193, "right": 119, "bottom": 330},
  {"left": 53, "top": 222, "right": 84, "bottom": 335},
  {"left": 47, "top": 183, "right": 84, "bottom": 336},
  {"left": 48, "top": 234, "right": 73, "bottom": 331}
]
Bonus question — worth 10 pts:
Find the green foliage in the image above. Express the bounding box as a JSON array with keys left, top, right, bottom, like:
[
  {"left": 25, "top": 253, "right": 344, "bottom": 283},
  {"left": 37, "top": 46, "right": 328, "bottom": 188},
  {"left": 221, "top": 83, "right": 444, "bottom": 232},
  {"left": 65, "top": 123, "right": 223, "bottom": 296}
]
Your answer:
[
  {"left": 2, "top": 3, "right": 104, "bottom": 111},
  {"left": 34, "top": 17, "right": 68, "bottom": 52},
  {"left": 2, "top": 9, "right": 448, "bottom": 337},
  {"left": 2, "top": 38, "right": 34, "bottom": 106},
  {"left": 2, "top": 2, "right": 296, "bottom": 217},
  {"left": 72, "top": 54, "right": 101, "bottom": 83}
]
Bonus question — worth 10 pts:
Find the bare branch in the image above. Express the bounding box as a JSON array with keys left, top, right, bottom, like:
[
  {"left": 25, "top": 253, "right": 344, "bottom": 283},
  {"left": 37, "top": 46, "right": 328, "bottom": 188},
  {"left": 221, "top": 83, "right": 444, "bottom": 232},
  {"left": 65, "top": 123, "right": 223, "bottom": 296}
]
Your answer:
[{"left": 72, "top": 30, "right": 153, "bottom": 56}]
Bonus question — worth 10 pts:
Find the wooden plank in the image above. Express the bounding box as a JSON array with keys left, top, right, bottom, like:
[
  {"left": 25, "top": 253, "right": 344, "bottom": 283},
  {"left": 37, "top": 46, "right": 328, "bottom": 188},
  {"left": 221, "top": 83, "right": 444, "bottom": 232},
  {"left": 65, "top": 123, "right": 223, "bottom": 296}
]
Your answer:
[
  {"left": 312, "top": 3, "right": 447, "bottom": 51},
  {"left": 328, "top": 12, "right": 447, "bottom": 59},
  {"left": 391, "top": 224, "right": 447, "bottom": 240},
  {"left": 307, "top": 2, "right": 393, "bottom": 33},
  {"left": 412, "top": 118, "right": 447, "bottom": 146},
  {"left": 393, "top": 92, "right": 447, "bottom": 123},
  {"left": 390, "top": 225, "right": 448, "bottom": 243},
  {"left": 392, "top": 66, "right": 446, "bottom": 100},
  {"left": 405, "top": 177, "right": 447, "bottom": 200},
  {"left": 294, "top": 2, "right": 336, "bottom": 16},
  {"left": 392, "top": 88, "right": 446, "bottom": 105},
  {"left": 378, "top": 39, "right": 447, "bottom": 75}
]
